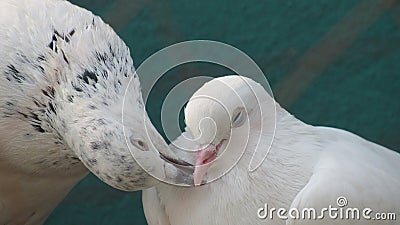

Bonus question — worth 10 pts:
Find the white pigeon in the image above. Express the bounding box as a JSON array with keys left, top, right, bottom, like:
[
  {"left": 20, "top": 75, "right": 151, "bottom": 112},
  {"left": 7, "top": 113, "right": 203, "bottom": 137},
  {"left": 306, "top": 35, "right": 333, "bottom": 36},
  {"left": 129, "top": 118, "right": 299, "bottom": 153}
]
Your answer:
[
  {"left": 0, "top": 0, "right": 190, "bottom": 224},
  {"left": 143, "top": 75, "right": 400, "bottom": 225}
]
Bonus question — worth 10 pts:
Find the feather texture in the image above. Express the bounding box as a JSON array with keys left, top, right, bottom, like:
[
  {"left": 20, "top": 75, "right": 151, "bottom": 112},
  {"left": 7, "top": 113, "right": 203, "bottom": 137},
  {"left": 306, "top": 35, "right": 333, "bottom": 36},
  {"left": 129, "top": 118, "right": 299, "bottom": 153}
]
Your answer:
[
  {"left": 143, "top": 76, "right": 400, "bottom": 225},
  {"left": 0, "top": 0, "right": 181, "bottom": 223}
]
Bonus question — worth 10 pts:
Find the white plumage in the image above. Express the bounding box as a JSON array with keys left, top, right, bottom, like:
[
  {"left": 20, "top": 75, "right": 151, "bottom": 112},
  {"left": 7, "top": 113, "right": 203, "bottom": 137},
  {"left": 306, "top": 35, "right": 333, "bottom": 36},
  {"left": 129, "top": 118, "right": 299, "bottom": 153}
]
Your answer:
[
  {"left": 0, "top": 0, "right": 186, "bottom": 224},
  {"left": 143, "top": 75, "right": 400, "bottom": 225}
]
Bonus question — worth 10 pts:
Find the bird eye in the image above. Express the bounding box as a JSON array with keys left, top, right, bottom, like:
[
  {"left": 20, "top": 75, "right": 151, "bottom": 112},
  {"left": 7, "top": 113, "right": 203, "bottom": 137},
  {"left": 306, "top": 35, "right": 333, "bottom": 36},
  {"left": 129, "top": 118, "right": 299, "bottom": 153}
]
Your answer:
[
  {"left": 231, "top": 107, "right": 246, "bottom": 128},
  {"left": 130, "top": 136, "right": 149, "bottom": 151}
]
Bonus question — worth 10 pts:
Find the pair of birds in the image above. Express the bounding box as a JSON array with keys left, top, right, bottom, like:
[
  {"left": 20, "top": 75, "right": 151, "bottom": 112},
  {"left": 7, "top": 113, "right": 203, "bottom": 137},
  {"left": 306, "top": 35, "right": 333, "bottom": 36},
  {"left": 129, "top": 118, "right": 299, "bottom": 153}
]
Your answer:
[{"left": 0, "top": 0, "right": 398, "bottom": 224}]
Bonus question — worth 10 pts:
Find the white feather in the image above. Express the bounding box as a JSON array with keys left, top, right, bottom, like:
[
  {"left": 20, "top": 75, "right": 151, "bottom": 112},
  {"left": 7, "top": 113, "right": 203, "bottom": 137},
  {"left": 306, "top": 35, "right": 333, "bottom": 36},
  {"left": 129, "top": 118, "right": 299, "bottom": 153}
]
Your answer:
[{"left": 143, "top": 75, "right": 400, "bottom": 225}]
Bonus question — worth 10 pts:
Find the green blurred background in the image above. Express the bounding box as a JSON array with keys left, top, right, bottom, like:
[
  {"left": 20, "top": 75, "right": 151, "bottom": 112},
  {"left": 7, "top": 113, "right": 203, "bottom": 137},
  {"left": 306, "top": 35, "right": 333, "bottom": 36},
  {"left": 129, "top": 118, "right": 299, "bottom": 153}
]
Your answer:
[{"left": 46, "top": 0, "right": 400, "bottom": 224}]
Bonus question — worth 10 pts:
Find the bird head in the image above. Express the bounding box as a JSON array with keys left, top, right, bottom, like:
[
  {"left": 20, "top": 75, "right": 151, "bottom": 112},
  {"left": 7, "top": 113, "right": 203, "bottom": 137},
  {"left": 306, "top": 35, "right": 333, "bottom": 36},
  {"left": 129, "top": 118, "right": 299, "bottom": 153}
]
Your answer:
[
  {"left": 42, "top": 9, "right": 192, "bottom": 190},
  {"left": 184, "top": 75, "right": 269, "bottom": 186}
]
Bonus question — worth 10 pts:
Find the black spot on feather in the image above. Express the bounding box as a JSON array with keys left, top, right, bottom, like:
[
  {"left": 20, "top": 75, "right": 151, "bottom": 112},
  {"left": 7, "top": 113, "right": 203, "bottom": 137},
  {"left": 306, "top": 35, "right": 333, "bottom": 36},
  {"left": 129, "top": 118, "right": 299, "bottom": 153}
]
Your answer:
[
  {"left": 29, "top": 112, "right": 41, "bottom": 123},
  {"left": 88, "top": 105, "right": 97, "bottom": 110},
  {"left": 81, "top": 70, "right": 98, "bottom": 84},
  {"left": 60, "top": 50, "right": 69, "bottom": 64},
  {"left": 90, "top": 141, "right": 100, "bottom": 151},
  {"left": 41, "top": 86, "right": 55, "bottom": 99},
  {"left": 101, "top": 69, "right": 108, "bottom": 79},
  {"left": 67, "top": 95, "right": 74, "bottom": 103},
  {"left": 32, "top": 124, "right": 45, "bottom": 133},
  {"left": 53, "top": 30, "right": 62, "bottom": 38},
  {"left": 97, "top": 119, "right": 106, "bottom": 125},
  {"left": 90, "top": 141, "right": 111, "bottom": 151},
  {"left": 106, "top": 174, "right": 113, "bottom": 180},
  {"left": 48, "top": 86, "right": 55, "bottom": 97},
  {"left": 69, "top": 29, "right": 75, "bottom": 37},
  {"left": 38, "top": 55, "right": 46, "bottom": 61},
  {"left": 48, "top": 102, "right": 56, "bottom": 114},
  {"left": 48, "top": 29, "right": 75, "bottom": 52},
  {"left": 6, "top": 64, "right": 24, "bottom": 83},
  {"left": 17, "top": 111, "right": 29, "bottom": 119},
  {"left": 37, "top": 65, "right": 45, "bottom": 74},
  {"left": 88, "top": 158, "right": 97, "bottom": 166},
  {"left": 108, "top": 43, "right": 116, "bottom": 57},
  {"left": 96, "top": 52, "right": 108, "bottom": 63},
  {"left": 65, "top": 29, "right": 76, "bottom": 43},
  {"left": 48, "top": 34, "right": 58, "bottom": 52},
  {"left": 116, "top": 176, "right": 123, "bottom": 183},
  {"left": 72, "top": 83, "right": 83, "bottom": 92},
  {"left": 32, "top": 98, "right": 46, "bottom": 107}
]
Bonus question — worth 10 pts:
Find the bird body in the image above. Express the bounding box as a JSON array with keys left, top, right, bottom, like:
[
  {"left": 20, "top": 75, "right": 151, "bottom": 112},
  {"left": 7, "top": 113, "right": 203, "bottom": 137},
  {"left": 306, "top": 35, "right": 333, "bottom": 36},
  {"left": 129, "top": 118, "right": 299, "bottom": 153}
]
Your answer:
[
  {"left": 0, "top": 0, "right": 183, "bottom": 223},
  {"left": 0, "top": 166, "right": 85, "bottom": 224},
  {"left": 143, "top": 76, "right": 400, "bottom": 225}
]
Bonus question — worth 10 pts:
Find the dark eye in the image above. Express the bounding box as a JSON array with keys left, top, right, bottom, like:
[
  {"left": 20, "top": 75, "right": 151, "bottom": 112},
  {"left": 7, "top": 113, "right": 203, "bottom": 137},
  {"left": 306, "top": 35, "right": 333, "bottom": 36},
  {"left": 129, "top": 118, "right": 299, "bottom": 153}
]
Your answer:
[
  {"left": 231, "top": 107, "right": 246, "bottom": 128},
  {"left": 130, "top": 136, "right": 149, "bottom": 151}
]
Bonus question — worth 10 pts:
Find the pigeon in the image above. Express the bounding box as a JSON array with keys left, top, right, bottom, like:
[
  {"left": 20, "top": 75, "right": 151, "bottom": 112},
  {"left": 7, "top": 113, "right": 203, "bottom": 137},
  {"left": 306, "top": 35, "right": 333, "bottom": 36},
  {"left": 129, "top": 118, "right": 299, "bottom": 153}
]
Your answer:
[
  {"left": 0, "top": 0, "right": 189, "bottom": 224},
  {"left": 143, "top": 75, "right": 400, "bottom": 225}
]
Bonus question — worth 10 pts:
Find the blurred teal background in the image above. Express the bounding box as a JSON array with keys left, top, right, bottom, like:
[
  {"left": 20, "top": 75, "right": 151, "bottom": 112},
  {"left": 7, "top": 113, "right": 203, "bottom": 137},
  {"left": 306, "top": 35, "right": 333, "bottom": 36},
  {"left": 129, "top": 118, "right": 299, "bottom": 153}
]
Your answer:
[{"left": 46, "top": 0, "right": 399, "bottom": 224}]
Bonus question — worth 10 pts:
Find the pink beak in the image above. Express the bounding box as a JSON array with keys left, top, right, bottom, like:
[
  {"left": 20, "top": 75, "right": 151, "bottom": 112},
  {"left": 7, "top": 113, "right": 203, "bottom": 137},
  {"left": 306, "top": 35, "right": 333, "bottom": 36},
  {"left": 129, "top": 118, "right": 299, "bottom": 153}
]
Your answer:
[{"left": 193, "top": 144, "right": 218, "bottom": 186}]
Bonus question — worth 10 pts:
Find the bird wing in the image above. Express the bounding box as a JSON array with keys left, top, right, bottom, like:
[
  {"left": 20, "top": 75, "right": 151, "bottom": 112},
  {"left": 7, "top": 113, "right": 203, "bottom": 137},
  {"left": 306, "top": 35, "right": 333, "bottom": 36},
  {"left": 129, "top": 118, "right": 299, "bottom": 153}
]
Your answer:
[{"left": 286, "top": 127, "right": 400, "bottom": 225}]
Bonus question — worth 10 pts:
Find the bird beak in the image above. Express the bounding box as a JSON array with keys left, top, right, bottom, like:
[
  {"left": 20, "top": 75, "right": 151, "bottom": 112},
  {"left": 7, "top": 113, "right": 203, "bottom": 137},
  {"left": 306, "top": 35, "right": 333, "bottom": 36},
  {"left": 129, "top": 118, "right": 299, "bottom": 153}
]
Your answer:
[
  {"left": 159, "top": 152, "right": 194, "bottom": 175},
  {"left": 193, "top": 144, "right": 218, "bottom": 186}
]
